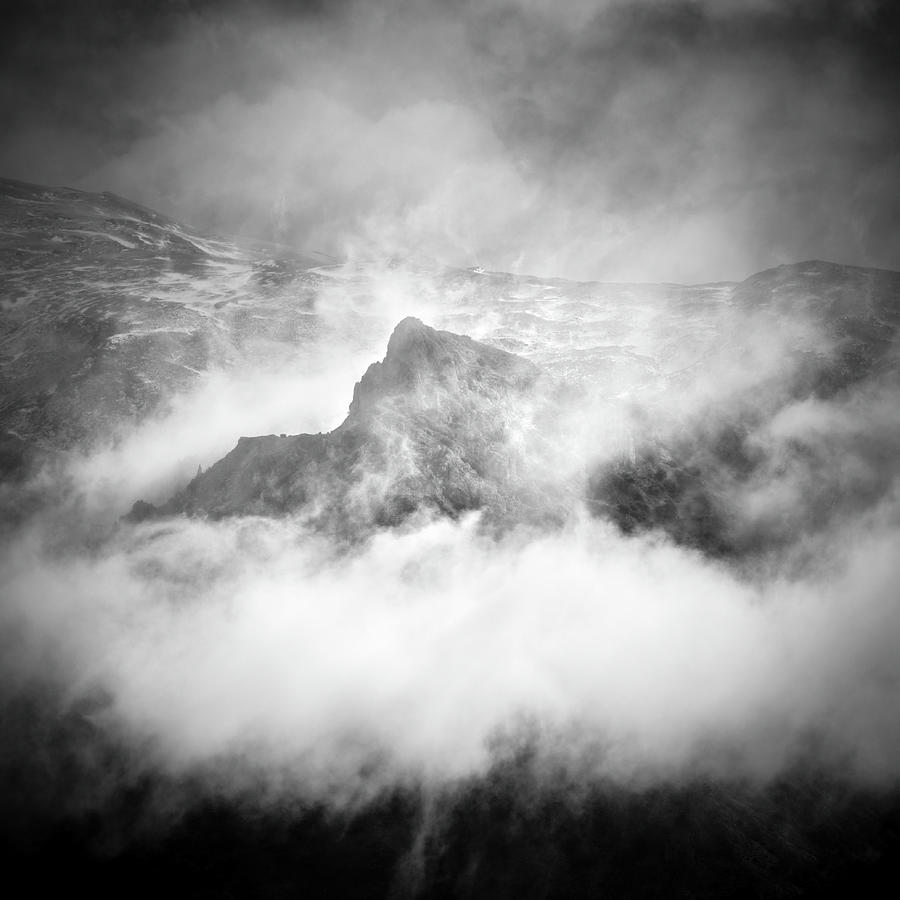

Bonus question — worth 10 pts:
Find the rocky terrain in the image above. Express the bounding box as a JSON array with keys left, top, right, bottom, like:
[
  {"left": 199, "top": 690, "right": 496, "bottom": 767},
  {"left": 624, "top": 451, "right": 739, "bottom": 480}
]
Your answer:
[
  {"left": 132, "top": 317, "right": 575, "bottom": 535},
  {"left": 0, "top": 176, "right": 325, "bottom": 452}
]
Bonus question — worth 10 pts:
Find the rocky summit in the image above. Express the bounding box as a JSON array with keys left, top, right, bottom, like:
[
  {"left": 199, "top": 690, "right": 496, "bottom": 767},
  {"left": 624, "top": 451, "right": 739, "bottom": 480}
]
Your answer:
[{"left": 134, "top": 317, "right": 571, "bottom": 534}]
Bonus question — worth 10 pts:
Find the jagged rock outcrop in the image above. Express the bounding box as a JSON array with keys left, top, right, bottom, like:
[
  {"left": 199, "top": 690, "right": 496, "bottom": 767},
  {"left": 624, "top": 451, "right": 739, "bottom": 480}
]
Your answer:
[{"left": 133, "top": 318, "right": 569, "bottom": 533}]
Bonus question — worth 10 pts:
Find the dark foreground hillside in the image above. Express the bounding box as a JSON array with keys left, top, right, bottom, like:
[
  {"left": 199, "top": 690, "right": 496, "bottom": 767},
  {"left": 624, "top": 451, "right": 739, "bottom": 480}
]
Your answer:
[{"left": 3, "top": 732, "right": 900, "bottom": 899}]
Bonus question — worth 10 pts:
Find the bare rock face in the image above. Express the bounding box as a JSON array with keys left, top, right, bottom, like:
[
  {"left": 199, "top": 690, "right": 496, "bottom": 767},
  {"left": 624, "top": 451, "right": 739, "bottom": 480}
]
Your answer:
[
  {"left": 134, "top": 318, "right": 567, "bottom": 534},
  {"left": 348, "top": 316, "right": 540, "bottom": 418}
]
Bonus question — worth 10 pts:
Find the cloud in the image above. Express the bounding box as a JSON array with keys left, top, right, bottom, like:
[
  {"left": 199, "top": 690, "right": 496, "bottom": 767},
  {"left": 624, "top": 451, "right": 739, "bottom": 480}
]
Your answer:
[
  {"left": 1, "top": 286, "right": 898, "bottom": 809},
  {"left": 2, "top": 0, "right": 900, "bottom": 282},
  {"left": 3, "top": 0, "right": 900, "bottom": 843},
  {"left": 3, "top": 490, "right": 900, "bottom": 806}
]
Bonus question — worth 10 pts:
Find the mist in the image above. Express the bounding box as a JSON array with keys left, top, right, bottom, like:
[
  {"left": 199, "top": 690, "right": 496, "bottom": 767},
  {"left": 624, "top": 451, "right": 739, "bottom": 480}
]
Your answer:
[
  {"left": 2, "top": 265, "right": 899, "bottom": 815},
  {"left": 4, "top": 3, "right": 900, "bottom": 892},
  {"left": 3, "top": 0, "right": 900, "bottom": 283},
  {"left": 3, "top": 455, "right": 900, "bottom": 802}
]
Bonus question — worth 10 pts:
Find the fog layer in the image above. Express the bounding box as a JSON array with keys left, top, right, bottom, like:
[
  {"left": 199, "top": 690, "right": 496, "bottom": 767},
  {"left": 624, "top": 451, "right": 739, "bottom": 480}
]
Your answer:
[{"left": 2, "top": 278, "right": 899, "bottom": 801}]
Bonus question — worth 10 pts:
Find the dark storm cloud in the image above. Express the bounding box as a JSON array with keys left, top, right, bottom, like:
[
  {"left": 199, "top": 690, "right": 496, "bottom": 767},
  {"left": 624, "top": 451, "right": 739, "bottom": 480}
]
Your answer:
[{"left": 2, "top": 0, "right": 900, "bottom": 281}]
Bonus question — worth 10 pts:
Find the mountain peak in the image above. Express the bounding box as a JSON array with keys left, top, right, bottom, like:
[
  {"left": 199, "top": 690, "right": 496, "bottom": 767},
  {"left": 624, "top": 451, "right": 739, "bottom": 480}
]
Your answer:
[
  {"left": 389, "top": 315, "right": 428, "bottom": 340},
  {"left": 134, "top": 319, "right": 556, "bottom": 531},
  {"left": 348, "top": 317, "right": 542, "bottom": 421},
  {"left": 382, "top": 316, "right": 437, "bottom": 368}
]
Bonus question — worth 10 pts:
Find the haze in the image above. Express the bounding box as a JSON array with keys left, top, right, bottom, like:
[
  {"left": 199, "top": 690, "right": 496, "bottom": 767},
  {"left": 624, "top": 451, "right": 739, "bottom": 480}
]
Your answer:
[{"left": 2, "top": 0, "right": 900, "bottom": 283}]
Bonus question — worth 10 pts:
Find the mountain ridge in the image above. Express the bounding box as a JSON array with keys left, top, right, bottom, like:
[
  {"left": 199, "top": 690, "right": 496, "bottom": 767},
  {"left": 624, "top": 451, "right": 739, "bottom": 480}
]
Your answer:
[
  {"left": 4, "top": 176, "right": 899, "bottom": 462},
  {"left": 2, "top": 177, "right": 899, "bottom": 556},
  {"left": 132, "top": 316, "right": 563, "bottom": 534}
]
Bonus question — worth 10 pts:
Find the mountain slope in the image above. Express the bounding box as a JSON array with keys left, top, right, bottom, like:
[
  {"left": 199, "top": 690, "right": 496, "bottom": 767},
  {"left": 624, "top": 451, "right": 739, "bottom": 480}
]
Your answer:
[
  {"left": 4, "top": 179, "right": 899, "bottom": 455},
  {"left": 0, "top": 176, "right": 321, "bottom": 451}
]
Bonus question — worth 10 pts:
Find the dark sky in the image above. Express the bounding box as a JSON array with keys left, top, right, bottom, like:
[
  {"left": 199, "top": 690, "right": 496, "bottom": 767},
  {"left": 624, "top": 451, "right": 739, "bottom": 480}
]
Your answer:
[{"left": 2, "top": 0, "right": 899, "bottom": 282}]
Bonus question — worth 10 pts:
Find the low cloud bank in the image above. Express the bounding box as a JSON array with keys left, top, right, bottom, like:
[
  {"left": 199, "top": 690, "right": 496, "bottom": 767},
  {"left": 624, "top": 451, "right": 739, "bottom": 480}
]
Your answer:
[{"left": 3, "top": 469, "right": 900, "bottom": 808}]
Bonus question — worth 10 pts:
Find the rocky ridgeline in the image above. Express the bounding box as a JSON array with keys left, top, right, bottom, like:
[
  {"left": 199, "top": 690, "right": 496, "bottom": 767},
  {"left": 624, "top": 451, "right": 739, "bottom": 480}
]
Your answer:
[
  {"left": 132, "top": 318, "right": 572, "bottom": 535},
  {"left": 131, "top": 292, "right": 900, "bottom": 561}
]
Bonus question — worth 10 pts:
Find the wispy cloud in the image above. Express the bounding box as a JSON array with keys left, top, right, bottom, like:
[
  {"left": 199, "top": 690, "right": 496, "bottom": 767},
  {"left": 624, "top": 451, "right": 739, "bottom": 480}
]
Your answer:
[{"left": 2, "top": 0, "right": 899, "bottom": 281}]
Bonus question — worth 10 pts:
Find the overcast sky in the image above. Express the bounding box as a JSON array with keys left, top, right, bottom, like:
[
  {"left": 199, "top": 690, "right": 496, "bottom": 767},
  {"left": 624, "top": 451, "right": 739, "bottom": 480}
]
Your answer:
[{"left": 2, "top": 0, "right": 899, "bottom": 282}]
